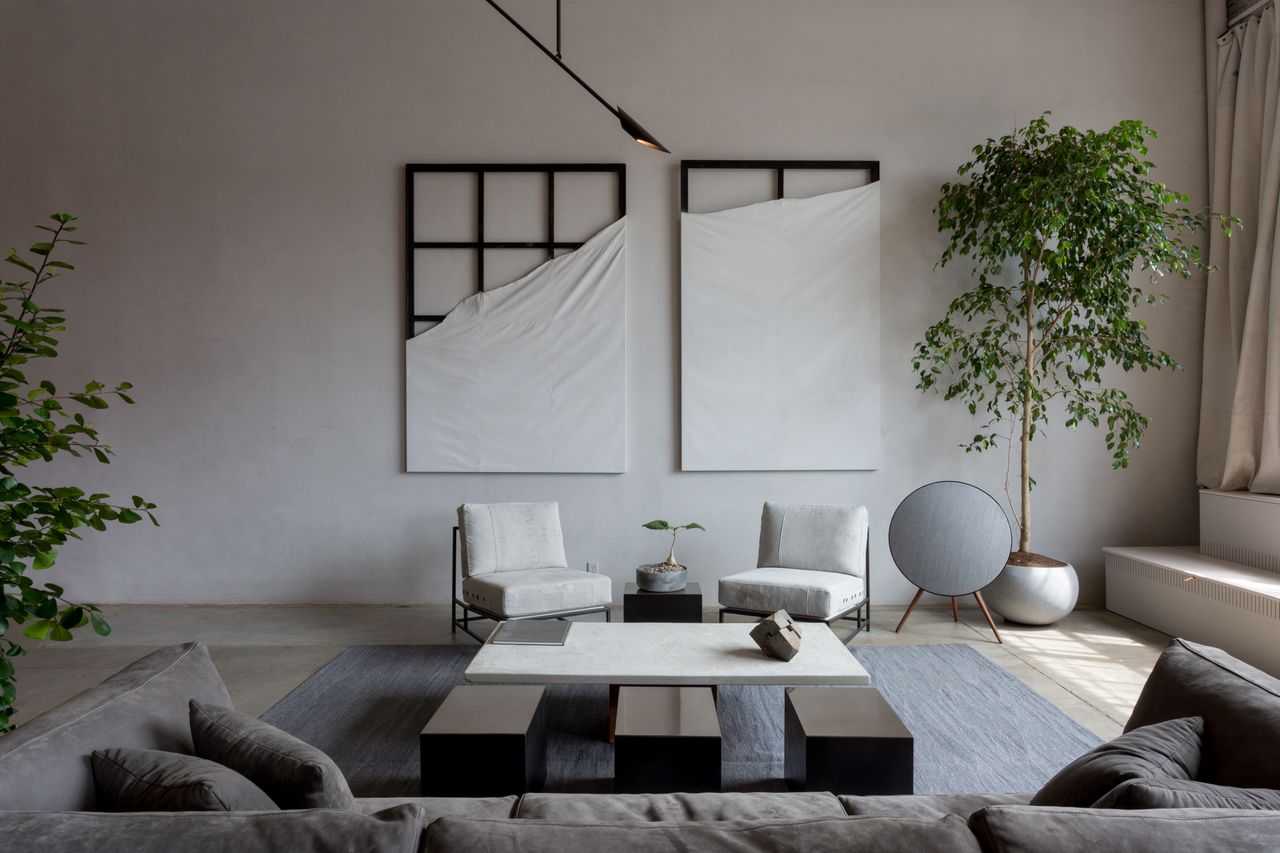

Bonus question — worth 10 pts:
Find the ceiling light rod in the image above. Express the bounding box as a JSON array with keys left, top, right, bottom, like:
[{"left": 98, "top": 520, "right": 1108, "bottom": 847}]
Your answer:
[{"left": 481, "top": 0, "right": 670, "bottom": 153}]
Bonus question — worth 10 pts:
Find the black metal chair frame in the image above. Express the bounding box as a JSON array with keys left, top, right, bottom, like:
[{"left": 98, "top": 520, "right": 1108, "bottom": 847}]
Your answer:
[
  {"left": 717, "top": 523, "right": 871, "bottom": 644},
  {"left": 451, "top": 526, "right": 611, "bottom": 643}
]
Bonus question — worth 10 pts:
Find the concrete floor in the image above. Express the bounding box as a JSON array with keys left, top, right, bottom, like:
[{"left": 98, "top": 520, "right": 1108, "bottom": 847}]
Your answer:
[{"left": 11, "top": 603, "right": 1169, "bottom": 739}]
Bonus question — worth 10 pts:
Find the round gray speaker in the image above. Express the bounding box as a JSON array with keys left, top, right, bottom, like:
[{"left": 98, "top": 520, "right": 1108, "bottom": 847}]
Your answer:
[{"left": 888, "top": 481, "right": 1012, "bottom": 597}]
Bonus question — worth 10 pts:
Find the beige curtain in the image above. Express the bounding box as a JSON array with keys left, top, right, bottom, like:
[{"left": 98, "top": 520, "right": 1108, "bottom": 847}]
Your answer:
[{"left": 1197, "top": 6, "right": 1280, "bottom": 493}]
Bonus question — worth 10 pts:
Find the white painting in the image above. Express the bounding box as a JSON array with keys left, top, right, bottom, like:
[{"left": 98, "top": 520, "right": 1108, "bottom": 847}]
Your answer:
[
  {"left": 681, "top": 184, "right": 881, "bottom": 471},
  {"left": 406, "top": 217, "right": 626, "bottom": 472}
]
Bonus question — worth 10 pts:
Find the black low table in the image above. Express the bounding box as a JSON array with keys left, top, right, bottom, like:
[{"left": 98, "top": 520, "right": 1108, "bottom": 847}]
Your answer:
[
  {"left": 419, "top": 684, "right": 548, "bottom": 797},
  {"left": 614, "top": 685, "right": 721, "bottom": 793},
  {"left": 784, "top": 686, "right": 913, "bottom": 795},
  {"left": 623, "top": 582, "right": 703, "bottom": 623}
]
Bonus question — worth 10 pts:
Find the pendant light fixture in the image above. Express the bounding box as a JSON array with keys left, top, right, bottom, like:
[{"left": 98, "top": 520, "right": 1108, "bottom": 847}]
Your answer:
[{"left": 482, "top": 0, "right": 671, "bottom": 154}]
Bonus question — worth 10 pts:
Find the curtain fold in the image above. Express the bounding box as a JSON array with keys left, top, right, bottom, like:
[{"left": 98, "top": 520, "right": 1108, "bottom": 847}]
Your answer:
[{"left": 1197, "top": 6, "right": 1280, "bottom": 492}]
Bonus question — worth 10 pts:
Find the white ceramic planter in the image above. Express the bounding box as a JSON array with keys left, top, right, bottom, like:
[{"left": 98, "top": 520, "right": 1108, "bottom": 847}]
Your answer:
[{"left": 982, "top": 561, "right": 1079, "bottom": 626}]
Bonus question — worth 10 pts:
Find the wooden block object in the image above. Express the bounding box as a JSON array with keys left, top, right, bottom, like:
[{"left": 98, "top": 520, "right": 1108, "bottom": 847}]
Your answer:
[
  {"left": 420, "top": 685, "right": 548, "bottom": 797},
  {"left": 784, "top": 686, "right": 913, "bottom": 795},
  {"left": 614, "top": 686, "right": 721, "bottom": 793},
  {"left": 750, "top": 609, "right": 803, "bottom": 661},
  {"left": 623, "top": 582, "right": 703, "bottom": 623}
]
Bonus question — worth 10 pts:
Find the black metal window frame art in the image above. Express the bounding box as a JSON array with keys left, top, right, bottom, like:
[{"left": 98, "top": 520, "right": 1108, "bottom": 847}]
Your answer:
[
  {"left": 679, "top": 159, "right": 880, "bottom": 214},
  {"left": 404, "top": 162, "right": 626, "bottom": 339}
]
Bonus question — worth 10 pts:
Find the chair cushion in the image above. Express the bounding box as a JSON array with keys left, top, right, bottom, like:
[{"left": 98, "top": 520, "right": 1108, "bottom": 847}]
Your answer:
[
  {"left": 91, "top": 748, "right": 277, "bottom": 812},
  {"left": 1029, "top": 716, "right": 1203, "bottom": 807},
  {"left": 758, "top": 502, "right": 868, "bottom": 576},
  {"left": 189, "top": 701, "right": 355, "bottom": 810},
  {"left": 719, "top": 567, "right": 865, "bottom": 619},
  {"left": 0, "top": 642, "right": 232, "bottom": 812},
  {"left": 1126, "top": 638, "right": 1280, "bottom": 789},
  {"left": 458, "top": 502, "right": 568, "bottom": 576},
  {"left": 463, "top": 568, "right": 612, "bottom": 618}
]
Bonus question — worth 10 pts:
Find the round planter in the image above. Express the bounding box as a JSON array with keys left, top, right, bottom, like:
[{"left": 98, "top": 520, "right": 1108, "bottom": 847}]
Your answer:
[
  {"left": 636, "top": 564, "right": 688, "bottom": 593},
  {"left": 982, "top": 560, "right": 1079, "bottom": 626}
]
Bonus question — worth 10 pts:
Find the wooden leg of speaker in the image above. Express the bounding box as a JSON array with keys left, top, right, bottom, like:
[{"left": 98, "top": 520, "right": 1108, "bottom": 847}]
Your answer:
[
  {"left": 894, "top": 588, "right": 926, "bottom": 633},
  {"left": 972, "top": 591, "right": 1003, "bottom": 643},
  {"left": 950, "top": 596, "right": 959, "bottom": 622}
]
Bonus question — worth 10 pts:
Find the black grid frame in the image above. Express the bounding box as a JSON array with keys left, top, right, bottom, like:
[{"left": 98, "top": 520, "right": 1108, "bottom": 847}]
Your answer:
[
  {"left": 679, "top": 159, "right": 880, "bottom": 213},
  {"left": 404, "top": 163, "right": 626, "bottom": 339}
]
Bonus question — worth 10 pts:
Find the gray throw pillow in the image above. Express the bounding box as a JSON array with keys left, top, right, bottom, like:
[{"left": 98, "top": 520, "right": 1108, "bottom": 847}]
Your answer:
[
  {"left": 91, "top": 748, "right": 277, "bottom": 812},
  {"left": 1092, "top": 777, "right": 1280, "bottom": 811},
  {"left": 1030, "top": 716, "right": 1203, "bottom": 807},
  {"left": 189, "top": 700, "right": 354, "bottom": 810}
]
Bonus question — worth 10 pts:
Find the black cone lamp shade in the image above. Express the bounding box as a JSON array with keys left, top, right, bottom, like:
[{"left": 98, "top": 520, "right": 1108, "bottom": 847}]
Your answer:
[
  {"left": 617, "top": 107, "right": 670, "bottom": 153},
  {"left": 483, "top": 0, "right": 671, "bottom": 154}
]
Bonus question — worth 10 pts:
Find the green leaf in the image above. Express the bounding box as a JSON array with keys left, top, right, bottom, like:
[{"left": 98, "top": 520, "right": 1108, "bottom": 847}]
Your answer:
[
  {"left": 59, "top": 607, "right": 84, "bottom": 629},
  {"left": 641, "top": 520, "right": 671, "bottom": 530},
  {"left": 22, "top": 619, "right": 52, "bottom": 640},
  {"left": 90, "top": 612, "right": 111, "bottom": 636}
]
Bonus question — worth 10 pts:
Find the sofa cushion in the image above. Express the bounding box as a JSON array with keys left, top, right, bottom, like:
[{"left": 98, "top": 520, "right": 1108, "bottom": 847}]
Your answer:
[
  {"left": 462, "top": 567, "right": 611, "bottom": 617},
  {"left": 840, "top": 792, "right": 1033, "bottom": 818},
  {"left": 0, "top": 804, "right": 423, "bottom": 853},
  {"left": 459, "top": 502, "right": 568, "bottom": 576},
  {"left": 189, "top": 701, "right": 354, "bottom": 810},
  {"left": 1126, "top": 639, "right": 1280, "bottom": 789},
  {"left": 719, "top": 567, "right": 865, "bottom": 619},
  {"left": 515, "top": 792, "right": 846, "bottom": 821},
  {"left": 1029, "top": 716, "right": 1202, "bottom": 807},
  {"left": 0, "top": 642, "right": 231, "bottom": 811},
  {"left": 969, "top": 805, "right": 1280, "bottom": 852},
  {"left": 425, "top": 815, "right": 982, "bottom": 852},
  {"left": 91, "top": 748, "right": 277, "bottom": 812},
  {"left": 758, "top": 502, "right": 868, "bottom": 576},
  {"left": 355, "top": 794, "right": 518, "bottom": 820},
  {"left": 1091, "top": 778, "right": 1280, "bottom": 811}
]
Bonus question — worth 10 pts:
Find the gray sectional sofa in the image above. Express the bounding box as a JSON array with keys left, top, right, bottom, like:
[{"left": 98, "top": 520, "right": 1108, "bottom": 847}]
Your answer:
[{"left": 1, "top": 638, "right": 1279, "bottom": 851}]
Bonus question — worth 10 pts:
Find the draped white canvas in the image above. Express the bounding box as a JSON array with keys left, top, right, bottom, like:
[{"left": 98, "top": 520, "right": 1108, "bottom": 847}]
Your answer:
[
  {"left": 405, "top": 217, "right": 626, "bottom": 472},
  {"left": 1198, "top": 8, "right": 1280, "bottom": 492},
  {"left": 680, "top": 184, "right": 881, "bottom": 471}
]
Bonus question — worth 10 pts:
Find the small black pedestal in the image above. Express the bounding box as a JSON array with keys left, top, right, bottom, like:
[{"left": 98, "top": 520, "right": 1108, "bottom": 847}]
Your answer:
[
  {"left": 420, "top": 685, "right": 548, "bottom": 797},
  {"left": 784, "top": 686, "right": 913, "bottom": 795},
  {"left": 614, "top": 686, "right": 720, "bottom": 793},
  {"left": 623, "top": 582, "right": 703, "bottom": 623}
]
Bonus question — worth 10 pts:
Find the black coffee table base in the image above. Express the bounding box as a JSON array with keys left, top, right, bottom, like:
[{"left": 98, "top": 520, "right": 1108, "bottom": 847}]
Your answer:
[{"left": 784, "top": 686, "right": 913, "bottom": 795}]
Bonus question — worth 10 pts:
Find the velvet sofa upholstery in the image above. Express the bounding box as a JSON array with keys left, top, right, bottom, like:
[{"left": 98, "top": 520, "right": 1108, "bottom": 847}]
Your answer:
[{"left": 2, "top": 638, "right": 1278, "bottom": 852}]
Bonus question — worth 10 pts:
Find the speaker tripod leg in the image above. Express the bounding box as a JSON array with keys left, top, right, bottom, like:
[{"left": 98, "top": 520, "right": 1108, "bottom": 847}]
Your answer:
[
  {"left": 894, "top": 587, "right": 926, "bottom": 633},
  {"left": 973, "top": 591, "right": 1003, "bottom": 643}
]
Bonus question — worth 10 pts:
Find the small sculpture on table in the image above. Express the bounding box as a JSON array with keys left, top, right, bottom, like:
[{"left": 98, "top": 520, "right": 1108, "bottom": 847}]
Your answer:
[{"left": 750, "top": 609, "right": 803, "bottom": 661}]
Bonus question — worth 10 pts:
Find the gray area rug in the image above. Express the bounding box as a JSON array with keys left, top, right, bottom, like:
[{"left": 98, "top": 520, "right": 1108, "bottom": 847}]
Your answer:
[{"left": 261, "top": 642, "right": 1100, "bottom": 797}]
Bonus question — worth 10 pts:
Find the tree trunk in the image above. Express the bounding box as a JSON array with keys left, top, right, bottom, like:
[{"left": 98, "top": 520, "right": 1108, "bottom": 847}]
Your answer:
[
  {"left": 1019, "top": 282, "right": 1034, "bottom": 553},
  {"left": 665, "top": 535, "right": 678, "bottom": 567}
]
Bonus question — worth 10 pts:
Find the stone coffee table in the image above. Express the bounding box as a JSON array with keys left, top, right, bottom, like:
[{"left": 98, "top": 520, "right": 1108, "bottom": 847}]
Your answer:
[
  {"left": 464, "top": 621, "right": 870, "bottom": 686},
  {"left": 464, "top": 622, "right": 870, "bottom": 743}
]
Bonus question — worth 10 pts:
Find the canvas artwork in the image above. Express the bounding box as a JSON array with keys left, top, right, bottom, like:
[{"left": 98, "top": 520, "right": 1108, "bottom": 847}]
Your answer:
[
  {"left": 405, "top": 217, "right": 626, "bottom": 472},
  {"left": 681, "top": 183, "right": 881, "bottom": 471}
]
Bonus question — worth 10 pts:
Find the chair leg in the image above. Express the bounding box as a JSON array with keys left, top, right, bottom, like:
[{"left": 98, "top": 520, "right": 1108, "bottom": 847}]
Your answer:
[
  {"left": 718, "top": 609, "right": 725, "bottom": 623},
  {"left": 605, "top": 606, "right": 612, "bottom": 622},
  {"left": 951, "top": 596, "right": 959, "bottom": 623},
  {"left": 973, "top": 591, "right": 1003, "bottom": 644},
  {"left": 895, "top": 588, "right": 925, "bottom": 633}
]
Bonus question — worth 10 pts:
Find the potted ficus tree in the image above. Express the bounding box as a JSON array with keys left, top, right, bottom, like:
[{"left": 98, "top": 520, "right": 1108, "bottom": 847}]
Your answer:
[
  {"left": 0, "top": 215, "right": 157, "bottom": 732},
  {"left": 914, "top": 114, "right": 1234, "bottom": 625},
  {"left": 637, "top": 519, "right": 704, "bottom": 592}
]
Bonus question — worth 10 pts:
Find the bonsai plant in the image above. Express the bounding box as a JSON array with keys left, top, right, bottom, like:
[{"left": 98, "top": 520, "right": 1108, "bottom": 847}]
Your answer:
[
  {"left": 913, "top": 114, "right": 1233, "bottom": 624},
  {"left": 0, "top": 215, "right": 157, "bottom": 732},
  {"left": 637, "top": 519, "right": 704, "bottom": 592}
]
